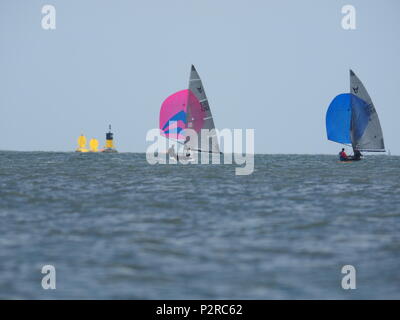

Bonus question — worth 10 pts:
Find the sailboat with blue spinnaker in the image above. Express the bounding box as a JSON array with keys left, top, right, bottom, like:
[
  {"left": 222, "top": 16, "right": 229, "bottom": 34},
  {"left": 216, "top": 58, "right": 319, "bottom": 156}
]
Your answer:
[{"left": 326, "top": 70, "right": 385, "bottom": 161}]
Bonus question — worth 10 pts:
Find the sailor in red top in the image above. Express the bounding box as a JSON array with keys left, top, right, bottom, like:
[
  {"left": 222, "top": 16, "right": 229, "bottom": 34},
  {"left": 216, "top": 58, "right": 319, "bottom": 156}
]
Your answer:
[{"left": 339, "top": 148, "right": 348, "bottom": 161}]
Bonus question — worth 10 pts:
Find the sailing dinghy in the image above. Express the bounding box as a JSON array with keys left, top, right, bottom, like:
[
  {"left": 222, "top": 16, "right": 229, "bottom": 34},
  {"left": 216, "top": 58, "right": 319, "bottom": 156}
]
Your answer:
[
  {"left": 159, "top": 65, "right": 221, "bottom": 161},
  {"left": 326, "top": 70, "right": 385, "bottom": 161}
]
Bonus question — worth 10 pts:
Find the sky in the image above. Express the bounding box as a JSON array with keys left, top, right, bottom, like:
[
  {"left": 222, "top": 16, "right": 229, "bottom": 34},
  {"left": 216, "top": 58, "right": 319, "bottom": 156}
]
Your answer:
[{"left": 0, "top": 0, "right": 399, "bottom": 154}]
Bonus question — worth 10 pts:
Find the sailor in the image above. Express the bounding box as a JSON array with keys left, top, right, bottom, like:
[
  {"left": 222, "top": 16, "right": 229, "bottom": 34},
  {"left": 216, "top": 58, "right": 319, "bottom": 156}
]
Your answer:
[
  {"left": 339, "top": 148, "right": 348, "bottom": 161},
  {"left": 353, "top": 149, "right": 362, "bottom": 161},
  {"left": 168, "top": 145, "right": 178, "bottom": 161},
  {"left": 174, "top": 145, "right": 179, "bottom": 161}
]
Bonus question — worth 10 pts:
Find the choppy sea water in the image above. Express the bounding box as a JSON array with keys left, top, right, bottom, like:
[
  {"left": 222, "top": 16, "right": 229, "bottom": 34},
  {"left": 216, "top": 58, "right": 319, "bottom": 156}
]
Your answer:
[{"left": 0, "top": 151, "right": 399, "bottom": 299}]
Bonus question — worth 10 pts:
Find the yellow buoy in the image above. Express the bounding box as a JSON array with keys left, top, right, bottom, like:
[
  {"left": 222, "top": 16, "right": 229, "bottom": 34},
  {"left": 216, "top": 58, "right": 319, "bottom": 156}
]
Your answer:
[
  {"left": 76, "top": 134, "right": 88, "bottom": 152},
  {"left": 89, "top": 138, "right": 99, "bottom": 152},
  {"left": 101, "top": 125, "right": 118, "bottom": 153}
]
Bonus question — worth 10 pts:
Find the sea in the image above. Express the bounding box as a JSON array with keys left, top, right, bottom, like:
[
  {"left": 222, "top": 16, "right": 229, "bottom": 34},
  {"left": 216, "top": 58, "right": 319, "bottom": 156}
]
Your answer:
[{"left": 0, "top": 151, "right": 399, "bottom": 299}]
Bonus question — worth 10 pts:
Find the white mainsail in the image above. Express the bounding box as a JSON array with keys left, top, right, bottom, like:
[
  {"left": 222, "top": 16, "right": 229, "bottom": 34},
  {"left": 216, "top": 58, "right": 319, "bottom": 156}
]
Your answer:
[
  {"left": 185, "top": 65, "right": 221, "bottom": 154},
  {"left": 350, "top": 70, "right": 385, "bottom": 152}
]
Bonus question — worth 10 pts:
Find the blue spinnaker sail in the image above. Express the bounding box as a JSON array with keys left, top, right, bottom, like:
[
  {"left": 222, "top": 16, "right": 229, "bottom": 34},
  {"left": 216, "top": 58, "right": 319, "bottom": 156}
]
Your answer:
[
  {"left": 350, "top": 94, "right": 371, "bottom": 143},
  {"left": 326, "top": 94, "right": 352, "bottom": 144}
]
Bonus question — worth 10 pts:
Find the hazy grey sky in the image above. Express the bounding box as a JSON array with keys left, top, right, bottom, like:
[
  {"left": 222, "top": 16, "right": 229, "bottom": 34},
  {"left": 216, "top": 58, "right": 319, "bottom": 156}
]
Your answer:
[{"left": 0, "top": 0, "right": 399, "bottom": 154}]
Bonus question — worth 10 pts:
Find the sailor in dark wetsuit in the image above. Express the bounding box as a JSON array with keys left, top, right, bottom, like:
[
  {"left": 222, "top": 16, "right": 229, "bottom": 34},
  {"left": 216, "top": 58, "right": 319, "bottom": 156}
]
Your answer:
[
  {"left": 352, "top": 150, "right": 362, "bottom": 161},
  {"left": 339, "top": 148, "right": 348, "bottom": 161}
]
